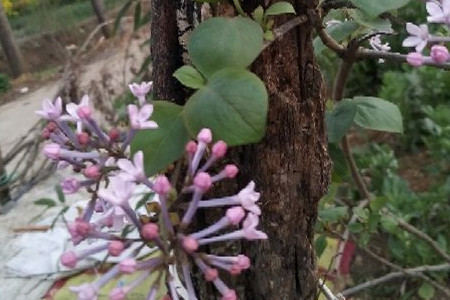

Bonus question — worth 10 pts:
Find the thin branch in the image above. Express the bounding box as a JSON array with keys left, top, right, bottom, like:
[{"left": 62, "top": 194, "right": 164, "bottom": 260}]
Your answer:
[
  {"left": 319, "top": 278, "right": 345, "bottom": 300},
  {"left": 388, "top": 212, "right": 450, "bottom": 264},
  {"left": 262, "top": 15, "right": 308, "bottom": 51},
  {"left": 341, "top": 263, "right": 450, "bottom": 297},
  {"left": 362, "top": 247, "right": 450, "bottom": 297}
]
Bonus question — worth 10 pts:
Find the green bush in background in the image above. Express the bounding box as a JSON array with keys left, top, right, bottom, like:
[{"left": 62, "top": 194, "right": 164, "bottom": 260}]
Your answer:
[{"left": 0, "top": 73, "right": 11, "bottom": 94}]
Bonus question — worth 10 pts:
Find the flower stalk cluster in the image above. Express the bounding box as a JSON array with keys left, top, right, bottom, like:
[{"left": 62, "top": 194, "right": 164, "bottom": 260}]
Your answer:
[
  {"left": 36, "top": 82, "right": 267, "bottom": 300},
  {"left": 402, "top": 0, "right": 450, "bottom": 66}
]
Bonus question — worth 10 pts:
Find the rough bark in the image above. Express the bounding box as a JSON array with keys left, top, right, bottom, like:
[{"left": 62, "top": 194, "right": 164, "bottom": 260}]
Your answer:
[
  {"left": 239, "top": 1, "right": 330, "bottom": 299},
  {"left": 151, "top": 0, "right": 330, "bottom": 299},
  {"left": 0, "top": 2, "right": 26, "bottom": 77},
  {"left": 150, "top": 0, "right": 186, "bottom": 104},
  {"left": 89, "top": 0, "right": 110, "bottom": 38}
]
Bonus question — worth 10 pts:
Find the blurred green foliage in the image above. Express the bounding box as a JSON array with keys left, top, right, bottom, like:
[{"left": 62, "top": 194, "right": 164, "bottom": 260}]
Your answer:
[{"left": 0, "top": 73, "right": 11, "bottom": 94}]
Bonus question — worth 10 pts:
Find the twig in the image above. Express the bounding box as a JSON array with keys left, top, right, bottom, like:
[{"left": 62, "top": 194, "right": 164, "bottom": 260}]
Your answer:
[
  {"left": 341, "top": 263, "right": 450, "bottom": 297},
  {"left": 362, "top": 247, "right": 450, "bottom": 297},
  {"left": 388, "top": 212, "right": 450, "bottom": 264},
  {"left": 262, "top": 15, "right": 308, "bottom": 51},
  {"left": 319, "top": 278, "right": 345, "bottom": 300}
]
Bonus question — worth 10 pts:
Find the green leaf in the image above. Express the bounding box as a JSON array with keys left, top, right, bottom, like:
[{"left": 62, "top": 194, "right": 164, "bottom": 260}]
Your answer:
[
  {"left": 131, "top": 101, "right": 190, "bottom": 176},
  {"left": 349, "top": 222, "right": 364, "bottom": 233},
  {"left": 264, "top": 2, "right": 296, "bottom": 17},
  {"left": 113, "top": 0, "right": 134, "bottom": 34},
  {"left": 263, "top": 30, "right": 275, "bottom": 41},
  {"left": 55, "top": 185, "right": 65, "bottom": 203},
  {"left": 315, "top": 235, "right": 328, "bottom": 257},
  {"left": 133, "top": 2, "right": 141, "bottom": 31},
  {"left": 418, "top": 282, "right": 435, "bottom": 300},
  {"left": 325, "top": 99, "right": 357, "bottom": 143},
  {"left": 352, "top": 96, "right": 403, "bottom": 133},
  {"left": 319, "top": 206, "right": 348, "bottom": 223},
  {"left": 173, "top": 66, "right": 206, "bottom": 89},
  {"left": 350, "top": 0, "right": 410, "bottom": 17},
  {"left": 183, "top": 68, "right": 268, "bottom": 146},
  {"left": 380, "top": 214, "right": 398, "bottom": 233},
  {"left": 188, "top": 17, "right": 263, "bottom": 78},
  {"left": 34, "top": 198, "right": 57, "bottom": 208},
  {"left": 313, "top": 21, "right": 359, "bottom": 55},
  {"left": 348, "top": 9, "right": 393, "bottom": 33},
  {"left": 252, "top": 6, "right": 264, "bottom": 26},
  {"left": 370, "top": 197, "right": 388, "bottom": 212}
]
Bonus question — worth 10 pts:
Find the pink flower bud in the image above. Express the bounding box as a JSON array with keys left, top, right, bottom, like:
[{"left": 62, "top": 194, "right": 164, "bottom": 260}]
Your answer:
[
  {"left": 109, "top": 287, "right": 127, "bottom": 300},
  {"left": 108, "top": 241, "right": 125, "bottom": 256},
  {"left": 197, "top": 128, "right": 212, "bottom": 143},
  {"left": 224, "top": 165, "right": 239, "bottom": 178},
  {"left": 141, "top": 223, "right": 159, "bottom": 240},
  {"left": 182, "top": 236, "right": 199, "bottom": 253},
  {"left": 237, "top": 255, "right": 251, "bottom": 269},
  {"left": 42, "top": 128, "right": 51, "bottom": 139},
  {"left": 77, "top": 105, "right": 92, "bottom": 119},
  {"left": 221, "top": 290, "right": 237, "bottom": 300},
  {"left": 204, "top": 268, "right": 218, "bottom": 281},
  {"left": 229, "top": 264, "right": 242, "bottom": 275},
  {"left": 212, "top": 141, "right": 227, "bottom": 158},
  {"left": 60, "top": 251, "right": 77, "bottom": 268},
  {"left": 430, "top": 45, "right": 449, "bottom": 63},
  {"left": 194, "top": 172, "right": 212, "bottom": 192},
  {"left": 153, "top": 176, "right": 171, "bottom": 195},
  {"left": 185, "top": 141, "right": 197, "bottom": 154},
  {"left": 119, "top": 258, "right": 137, "bottom": 274},
  {"left": 61, "top": 178, "right": 80, "bottom": 194},
  {"left": 161, "top": 296, "right": 172, "bottom": 300},
  {"left": 77, "top": 132, "right": 90, "bottom": 145},
  {"left": 226, "top": 207, "right": 245, "bottom": 225},
  {"left": 406, "top": 52, "right": 424, "bottom": 67},
  {"left": 47, "top": 122, "right": 57, "bottom": 132},
  {"left": 75, "top": 218, "right": 91, "bottom": 236},
  {"left": 44, "top": 143, "right": 61, "bottom": 160},
  {"left": 108, "top": 128, "right": 121, "bottom": 141},
  {"left": 84, "top": 165, "right": 101, "bottom": 179}
]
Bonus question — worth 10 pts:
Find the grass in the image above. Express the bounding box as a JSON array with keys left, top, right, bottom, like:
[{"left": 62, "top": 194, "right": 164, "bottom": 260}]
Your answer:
[{"left": 9, "top": 0, "right": 123, "bottom": 39}]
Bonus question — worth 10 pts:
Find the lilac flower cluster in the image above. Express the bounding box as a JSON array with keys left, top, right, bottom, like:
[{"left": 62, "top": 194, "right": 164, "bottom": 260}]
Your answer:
[
  {"left": 36, "top": 82, "right": 267, "bottom": 300},
  {"left": 402, "top": 0, "right": 450, "bottom": 66}
]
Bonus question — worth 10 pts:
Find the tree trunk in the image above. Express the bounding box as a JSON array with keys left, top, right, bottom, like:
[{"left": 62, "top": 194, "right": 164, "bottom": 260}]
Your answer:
[
  {"left": 0, "top": 147, "right": 11, "bottom": 206},
  {"left": 0, "top": 2, "right": 26, "bottom": 78},
  {"left": 89, "top": 0, "right": 110, "bottom": 38},
  {"left": 150, "top": 1, "right": 330, "bottom": 299}
]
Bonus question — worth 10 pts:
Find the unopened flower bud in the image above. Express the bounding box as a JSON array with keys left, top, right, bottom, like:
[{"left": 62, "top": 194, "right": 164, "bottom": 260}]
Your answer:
[
  {"left": 60, "top": 251, "right": 77, "bottom": 268},
  {"left": 77, "top": 105, "right": 92, "bottom": 119},
  {"left": 194, "top": 172, "right": 212, "bottom": 192},
  {"left": 185, "top": 141, "right": 197, "bottom": 154},
  {"left": 42, "top": 128, "right": 51, "bottom": 139},
  {"left": 77, "top": 132, "right": 90, "bottom": 145},
  {"left": 108, "top": 241, "right": 125, "bottom": 256},
  {"left": 226, "top": 207, "right": 245, "bottom": 225},
  {"left": 75, "top": 218, "right": 91, "bottom": 236},
  {"left": 61, "top": 178, "right": 80, "bottom": 194},
  {"left": 222, "top": 289, "right": 237, "bottom": 300},
  {"left": 109, "top": 287, "right": 127, "bottom": 300},
  {"left": 141, "top": 223, "right": 159, "bottom": 240},
  {"left": 212, "top": 141, "right": 227, "bottom": 158},
  {"left": 224, "top": 165, "right": 239, "bottom": 178},
  {"left": 44, "top": 143, "right": 61, "bottom": 160},
  {"left": 153, "top": 176, "right": 171, "bottom": 195},
  {"left": 84, "top": 165, "right": 101, "bottom": 179},
  {"left": 108, "top": 128, "right": 121, "bottom": 142},
  {"left": 197, "top": 128, "right": 212, "bottom": 143},
  {"left": 237, "top": 255, "right": 251, "bottom": 269},
  {"left": 229, "top": 264, "right": 242, "bottom": 275},
  {"left": 406, "top": 52, "right": 424, "bottom": 67},
  {"left": 182, "top": 236, "right": 199, "bottom": 253},
  {"left": 119, "top": 258, "right": 137, "bottom": 274},
  {"left": 430, "top": 45, "right": 449, "bottom": 63},
  {"left": 47, "top": 122, "right": 57, "bottom": 132},
  {"left": 204, "top": 268, "right": 218, "bottom": 281}
]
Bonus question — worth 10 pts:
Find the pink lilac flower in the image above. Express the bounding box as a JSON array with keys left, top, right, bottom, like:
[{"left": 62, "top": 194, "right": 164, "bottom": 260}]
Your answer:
[
  {"left": 427, "top": 0, "right": 450, "bottom": 24},
  {"left": 402, "top": 23, "right": 429, "bottom": 52},
  {"left": 128, "top": 104, "right": 158, "bottom": 130},
  {"left": 35, "top": 97, "right": 63, "bottom": 120},
  {"left": 407, "top": 52, "right": 425, "bottom": 67},
  {"left": 61, "top": 178, "right": 81, "bottom": 194},
  {"left": 369, "top": 35, "right": 391, "bottom": 52},
  {"left": 66, "top": 95, "right": 91, "bottom": 133},
  {"left": 69, "top": 283, "right": 98, "bottom": 300},
  {"left": 97, "top": 176, "right": 135, "bottom": 206},
  {"left": 117, "top": 151, "right": 146, "bottom": 182},
  {"left": 129, "top": 81, "right": 153, "bottom": 105}
]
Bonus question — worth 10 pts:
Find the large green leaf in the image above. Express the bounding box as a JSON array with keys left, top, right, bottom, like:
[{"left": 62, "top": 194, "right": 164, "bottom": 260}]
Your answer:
[
  {"left": 173, "top": 65, "right": 205, "bottom": 89},
  {"left": 325, "top": 99, "right": 357, "bottom": 143},
  {"left": 131, "top": 101, "right": 190, "bottom": 176},
  {"left": 352, "top": 96, "right": 403, "bottom": 133},
  {"left": 264, "top": 2, "right": 296, "bottom": 17},
  {"left": 313, "top": 21, "right": 359, "bottom": 55},
  {"left": 188, "top": 17, "right": 263, "bottom": 78},
  {"left": 350, "top": 0, "right": 410, "bottom": 17},
  {"left": 183, "top": 68, "right": 268, "bottom": 146},
  {"left": 348, "top": 9, "right": 393, "bottom": 33}
]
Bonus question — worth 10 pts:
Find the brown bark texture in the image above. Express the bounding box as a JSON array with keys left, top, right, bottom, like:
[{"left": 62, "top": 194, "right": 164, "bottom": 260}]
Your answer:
[
  {"left": 89, "top": 0, "right": 110, "bottom": 38},
  {"left": 0, "top": 2, "right": 26, "bottom": 77},
  {"left": 150, "top": 0, "right": 330, "bottom": 299}
]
